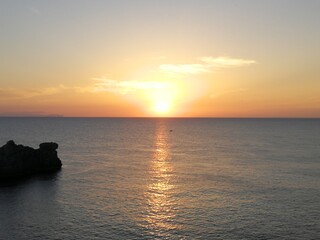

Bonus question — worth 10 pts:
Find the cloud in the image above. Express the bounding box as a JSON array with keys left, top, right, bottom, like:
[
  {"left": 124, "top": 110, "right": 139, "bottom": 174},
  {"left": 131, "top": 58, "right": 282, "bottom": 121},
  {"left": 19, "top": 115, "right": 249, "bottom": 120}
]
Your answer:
[
  {"left": 0, "top": 85, "right": 67, "bottom": 100},
  {"left": 159, "top": 64, "right": 210, "bottom": 74},
  {"left": 159, "top": 56, "right": 256, "bottom": 74},
  {"left": 27, "top": 6, "right": 40, "bottom": 15},
  {"left": 209, "top": 88, "right": 247, "bottom": 98},
  {"left": 149, "top": 56, "right": 167, "bottom": 60},
  {"left": 92, "top": 77, "right": 170, "bottom": 95},
  {"left": 199, "top": 56, "right": 256, "bottom": 68},
  {"left": 0, "top": 77, "right": 171, "bottom": 101},
  {"left": 0, "top": 111, "right": 63, "bottom": 117}
]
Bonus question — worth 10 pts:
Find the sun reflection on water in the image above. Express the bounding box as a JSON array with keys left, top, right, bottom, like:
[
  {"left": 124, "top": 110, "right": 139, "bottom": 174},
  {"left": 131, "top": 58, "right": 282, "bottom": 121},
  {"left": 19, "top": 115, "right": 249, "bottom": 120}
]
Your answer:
[{"left": 143, "top": 121, "right": 178, "bottom": 236}]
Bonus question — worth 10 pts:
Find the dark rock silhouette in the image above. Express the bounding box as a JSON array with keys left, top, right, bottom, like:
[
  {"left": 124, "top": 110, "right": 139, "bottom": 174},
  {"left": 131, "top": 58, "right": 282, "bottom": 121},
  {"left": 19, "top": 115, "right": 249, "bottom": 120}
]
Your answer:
[{"left": 0, "top": 140, "right": 62, "bottom": 180}]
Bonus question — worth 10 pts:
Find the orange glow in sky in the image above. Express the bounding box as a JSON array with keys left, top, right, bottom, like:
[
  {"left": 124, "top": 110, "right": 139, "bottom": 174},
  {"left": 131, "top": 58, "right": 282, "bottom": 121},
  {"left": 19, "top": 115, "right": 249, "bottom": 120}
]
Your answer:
[{"left": 0, "top": 1, "right": 319, "bottom": 117}]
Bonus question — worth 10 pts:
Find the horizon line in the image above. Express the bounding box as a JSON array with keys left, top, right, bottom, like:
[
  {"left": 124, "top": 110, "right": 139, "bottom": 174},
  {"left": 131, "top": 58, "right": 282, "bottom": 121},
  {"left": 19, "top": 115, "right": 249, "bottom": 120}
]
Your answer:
[{"left": 0, "top": 116, "right": 319, "bottom": 119}]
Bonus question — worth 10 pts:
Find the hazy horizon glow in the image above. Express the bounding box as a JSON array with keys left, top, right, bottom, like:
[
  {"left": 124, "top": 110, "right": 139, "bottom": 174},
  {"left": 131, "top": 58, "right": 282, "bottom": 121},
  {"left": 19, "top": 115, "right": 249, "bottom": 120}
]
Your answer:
[{"left": 0, "top": 0, "right": 319, "bottom": 117}]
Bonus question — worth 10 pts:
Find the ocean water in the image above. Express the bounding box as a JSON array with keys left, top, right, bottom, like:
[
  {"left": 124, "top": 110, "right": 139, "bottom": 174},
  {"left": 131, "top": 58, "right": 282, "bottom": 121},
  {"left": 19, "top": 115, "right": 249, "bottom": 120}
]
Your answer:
[{"left": 0, "top": 118, "right": 319, "bottom": 240}]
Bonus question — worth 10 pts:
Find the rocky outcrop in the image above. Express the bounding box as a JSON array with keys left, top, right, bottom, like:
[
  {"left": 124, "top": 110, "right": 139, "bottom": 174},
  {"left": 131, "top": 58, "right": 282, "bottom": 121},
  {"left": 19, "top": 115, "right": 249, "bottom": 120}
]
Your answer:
[{"left": 0, "top": 140, "right": 62, "bottom": 180}]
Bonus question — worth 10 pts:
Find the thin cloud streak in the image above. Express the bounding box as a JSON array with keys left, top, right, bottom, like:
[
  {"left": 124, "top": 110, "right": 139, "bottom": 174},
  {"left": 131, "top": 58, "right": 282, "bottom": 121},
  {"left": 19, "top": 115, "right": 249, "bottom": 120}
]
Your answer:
[
  {"left": 200, "top": 56, "right": 256, "bottom": 68},
  {"left": 210, "top": 88, "right": 247, "bottom": 98},
  {"left": 0, "top": 85, "right": 66, "bottom": 100},
  {"left": 0, "top": 78, "right": 171, "bottom": 100},
  {"left": 159, "top": 64, "right": 210, "bottom": 74},
  {"left": 92, "top": 77, "right": 171, "bottom": 95},
  {"left": 159, "top": 56, "right": 256, "bottom": 74},
  {"left": 27, "top": 6, "right": 40, "bottom": 15}
]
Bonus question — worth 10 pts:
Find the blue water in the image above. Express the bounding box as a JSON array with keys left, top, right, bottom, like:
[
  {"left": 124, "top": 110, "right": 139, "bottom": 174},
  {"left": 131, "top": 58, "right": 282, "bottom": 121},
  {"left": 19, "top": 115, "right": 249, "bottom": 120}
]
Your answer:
[{"left": 0, "top": 118, "right": 319, "bottom": 239}]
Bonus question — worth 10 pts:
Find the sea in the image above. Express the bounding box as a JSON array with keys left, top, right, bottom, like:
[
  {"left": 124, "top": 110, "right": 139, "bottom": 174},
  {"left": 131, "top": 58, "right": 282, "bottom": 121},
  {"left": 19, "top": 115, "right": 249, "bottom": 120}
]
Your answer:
[{"left": 0, "top": 118, "right": 319, "bottom": 240}]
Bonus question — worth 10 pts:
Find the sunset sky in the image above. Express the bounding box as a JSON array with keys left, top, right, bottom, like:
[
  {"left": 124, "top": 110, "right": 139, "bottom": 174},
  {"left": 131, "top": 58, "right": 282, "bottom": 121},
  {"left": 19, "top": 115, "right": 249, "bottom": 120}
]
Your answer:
[{"left": 0, "top": 0, "right": 319, "bottom": 117}]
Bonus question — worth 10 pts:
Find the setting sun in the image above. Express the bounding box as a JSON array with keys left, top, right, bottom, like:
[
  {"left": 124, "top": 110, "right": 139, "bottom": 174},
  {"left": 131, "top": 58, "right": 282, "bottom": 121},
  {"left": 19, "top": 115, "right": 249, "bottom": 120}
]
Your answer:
[{"left": 153, "top": 101, "right": 171, "bottom": 114}]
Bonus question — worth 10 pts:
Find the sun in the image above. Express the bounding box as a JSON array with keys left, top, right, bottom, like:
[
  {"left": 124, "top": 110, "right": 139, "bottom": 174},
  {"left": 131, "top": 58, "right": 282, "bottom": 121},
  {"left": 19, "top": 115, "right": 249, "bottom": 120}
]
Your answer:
[{"left": 153, "top": 101, "right": 171, "bottom": 114}]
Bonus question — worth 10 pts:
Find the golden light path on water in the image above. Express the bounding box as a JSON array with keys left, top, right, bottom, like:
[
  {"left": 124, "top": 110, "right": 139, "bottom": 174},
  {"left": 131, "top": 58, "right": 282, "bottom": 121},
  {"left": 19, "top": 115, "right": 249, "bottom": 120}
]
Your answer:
[{"left": 143, "top": 121, "right": 178, "bottom": 237}]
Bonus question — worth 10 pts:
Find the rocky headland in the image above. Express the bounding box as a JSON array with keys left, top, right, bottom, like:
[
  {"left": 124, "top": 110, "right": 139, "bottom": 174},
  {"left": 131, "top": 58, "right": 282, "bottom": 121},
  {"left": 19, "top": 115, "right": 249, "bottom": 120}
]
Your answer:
[{"left": 0, "top": 140, "right": 62, "bottom": 180}]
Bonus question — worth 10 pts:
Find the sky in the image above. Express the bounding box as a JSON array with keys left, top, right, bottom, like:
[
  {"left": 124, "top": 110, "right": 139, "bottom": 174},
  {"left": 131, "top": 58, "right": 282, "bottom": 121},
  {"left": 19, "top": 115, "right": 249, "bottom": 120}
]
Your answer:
[{"left": 0, "top": 0, "right": 319, "bottom": 117}]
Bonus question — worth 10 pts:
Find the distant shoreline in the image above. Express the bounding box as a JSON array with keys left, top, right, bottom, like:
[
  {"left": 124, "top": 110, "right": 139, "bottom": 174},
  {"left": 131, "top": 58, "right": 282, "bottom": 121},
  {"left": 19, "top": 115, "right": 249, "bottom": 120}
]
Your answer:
[{"left": 0, "top": 115, "right": 64, "bottom": 118}]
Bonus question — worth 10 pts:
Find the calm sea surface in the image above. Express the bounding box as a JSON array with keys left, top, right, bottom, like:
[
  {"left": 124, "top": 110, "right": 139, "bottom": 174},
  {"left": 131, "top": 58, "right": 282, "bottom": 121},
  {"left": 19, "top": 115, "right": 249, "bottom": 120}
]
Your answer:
[{"left": 0, "top": 118, "right": 319, "bottom": 239}]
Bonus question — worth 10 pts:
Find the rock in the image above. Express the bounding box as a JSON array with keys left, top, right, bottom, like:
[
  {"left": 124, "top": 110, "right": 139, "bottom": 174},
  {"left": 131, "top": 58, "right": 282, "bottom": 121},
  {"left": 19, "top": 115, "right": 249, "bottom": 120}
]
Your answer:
[
  {"left": 0, "top": 140, "right": 62, "bottom": 180},
  {"left": 39, "top": 142, "right": 58, "bottom": 151}
]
